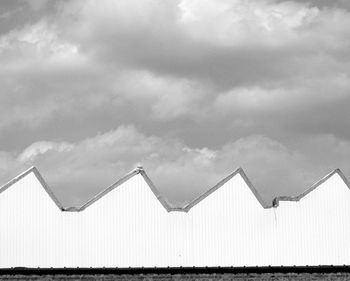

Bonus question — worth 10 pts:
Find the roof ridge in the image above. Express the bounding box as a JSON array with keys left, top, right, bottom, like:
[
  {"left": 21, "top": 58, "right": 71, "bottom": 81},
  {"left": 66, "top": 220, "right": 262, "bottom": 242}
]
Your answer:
[
  {"left": 0, "top": 166, "right": 64, "bottom": 210},
  {"left": 0, "top": 166, "right": 348, "bottom": 212}
]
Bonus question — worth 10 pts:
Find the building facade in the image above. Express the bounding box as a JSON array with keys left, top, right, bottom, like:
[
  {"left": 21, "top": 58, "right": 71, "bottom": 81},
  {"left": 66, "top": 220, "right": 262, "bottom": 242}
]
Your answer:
[{"left": 0, "top": 167, "right": 350, "bottom": 268}]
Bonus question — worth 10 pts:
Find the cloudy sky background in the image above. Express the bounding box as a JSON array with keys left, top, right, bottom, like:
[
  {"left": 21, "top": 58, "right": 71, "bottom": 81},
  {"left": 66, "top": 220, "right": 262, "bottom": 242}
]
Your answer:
[{"left": 0, "top": 0, "right": 350, "bottom": 208}]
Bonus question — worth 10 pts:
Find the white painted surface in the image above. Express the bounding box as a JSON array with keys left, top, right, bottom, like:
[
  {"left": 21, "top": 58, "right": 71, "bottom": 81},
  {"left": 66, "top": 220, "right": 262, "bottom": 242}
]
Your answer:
[{"left": 0, "top": 170, "right": 350, "bottom": 268}]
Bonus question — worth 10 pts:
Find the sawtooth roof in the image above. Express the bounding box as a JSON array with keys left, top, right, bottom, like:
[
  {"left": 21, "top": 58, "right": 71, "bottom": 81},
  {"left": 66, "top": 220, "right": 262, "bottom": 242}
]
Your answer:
[{"left": 0, "top": 166, "right": 349, "bottom": 212}]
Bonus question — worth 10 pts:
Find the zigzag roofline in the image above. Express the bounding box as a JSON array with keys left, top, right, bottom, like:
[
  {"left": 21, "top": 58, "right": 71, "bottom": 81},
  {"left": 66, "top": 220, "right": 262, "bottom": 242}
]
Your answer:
[{"left": 0, "top": 166, "right": 349, "bottom": 212}]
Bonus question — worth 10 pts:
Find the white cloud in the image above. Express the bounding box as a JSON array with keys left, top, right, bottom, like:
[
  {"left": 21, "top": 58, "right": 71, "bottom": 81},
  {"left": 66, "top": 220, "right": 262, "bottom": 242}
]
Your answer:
[
  {"left": 17, "top": 141, "right": 74, "bottom": 163},
  {"left": 178, "top": 0, "right": 319, "bottom": 47},
  {"left": 0, "top": 21, "right": 83, "bottom": 68}
]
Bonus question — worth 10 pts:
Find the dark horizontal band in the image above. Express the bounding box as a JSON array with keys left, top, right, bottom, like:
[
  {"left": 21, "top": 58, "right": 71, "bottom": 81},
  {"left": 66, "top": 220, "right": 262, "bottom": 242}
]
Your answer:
[{"left": 1, "top": 265, "right": 350, "bottom": 276}]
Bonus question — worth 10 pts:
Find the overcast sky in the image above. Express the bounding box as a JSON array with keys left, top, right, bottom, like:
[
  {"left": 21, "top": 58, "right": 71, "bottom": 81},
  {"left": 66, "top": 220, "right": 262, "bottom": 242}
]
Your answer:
[{"left": 0, "top": 0, "right": 350, "bottom": 208}]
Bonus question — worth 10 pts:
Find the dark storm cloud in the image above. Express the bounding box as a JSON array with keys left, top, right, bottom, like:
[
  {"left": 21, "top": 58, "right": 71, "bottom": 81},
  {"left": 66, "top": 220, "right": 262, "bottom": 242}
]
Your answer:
[{"left": 0, "top": 0, "right": 350, "bottom": 207}]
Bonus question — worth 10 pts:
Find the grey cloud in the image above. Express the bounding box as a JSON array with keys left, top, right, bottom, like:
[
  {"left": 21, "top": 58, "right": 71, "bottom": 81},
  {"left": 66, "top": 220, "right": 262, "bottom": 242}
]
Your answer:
[
  {"left": 0, "top": 0, "right": 350, "bottom": 206},
  {"left": 276, "top": 0, "right": 350, "bottom": 10},
  {"left": 57, "top": 0, "right": 350, "bottom": 89},
  {"left": 0, "top": 0, "right": 60, "bottom": 35}
]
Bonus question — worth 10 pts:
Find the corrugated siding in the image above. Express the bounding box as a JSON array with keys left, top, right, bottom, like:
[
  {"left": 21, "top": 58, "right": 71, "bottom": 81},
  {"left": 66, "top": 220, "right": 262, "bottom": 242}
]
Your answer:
[{"left": 0, "top": 172, "right": 350, "bottom": 267}]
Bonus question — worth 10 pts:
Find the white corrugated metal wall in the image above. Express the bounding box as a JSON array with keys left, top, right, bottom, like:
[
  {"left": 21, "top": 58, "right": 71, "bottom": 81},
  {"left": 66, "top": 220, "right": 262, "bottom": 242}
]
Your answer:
[{"left": 0, "top": 170, "right": 350, "bottom": 268}]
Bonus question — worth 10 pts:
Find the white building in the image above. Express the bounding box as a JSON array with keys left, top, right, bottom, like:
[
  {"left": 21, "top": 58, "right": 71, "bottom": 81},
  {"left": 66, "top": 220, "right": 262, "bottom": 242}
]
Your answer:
[{"left": 0, "top": 166, "right": 350, "bottom": 268}]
